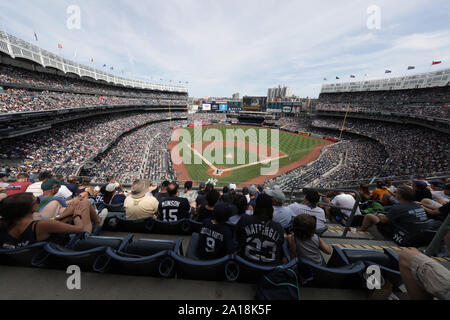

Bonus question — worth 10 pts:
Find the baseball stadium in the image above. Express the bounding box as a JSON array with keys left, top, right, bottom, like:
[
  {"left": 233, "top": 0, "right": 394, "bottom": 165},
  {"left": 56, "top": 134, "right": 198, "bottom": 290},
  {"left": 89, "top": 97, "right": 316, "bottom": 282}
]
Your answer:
[{"left": 0, "top": 1, "right": 449, "bottom": 307}]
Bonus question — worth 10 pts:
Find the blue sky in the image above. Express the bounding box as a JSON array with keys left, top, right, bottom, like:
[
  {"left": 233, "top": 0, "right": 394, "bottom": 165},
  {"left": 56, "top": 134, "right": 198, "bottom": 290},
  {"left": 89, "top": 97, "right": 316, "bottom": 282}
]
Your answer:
[{"left": 1, "top": 0, "right": 449, "bottom": 98}]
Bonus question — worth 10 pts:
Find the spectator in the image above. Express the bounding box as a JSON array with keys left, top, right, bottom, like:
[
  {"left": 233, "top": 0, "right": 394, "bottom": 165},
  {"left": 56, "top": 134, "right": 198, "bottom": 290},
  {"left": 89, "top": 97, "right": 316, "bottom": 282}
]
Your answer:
[
  {"left": 288, "top": 188, "right": 327, "bottom": 230},
  {"left": 26, "top": 171, "right": 53, "bottom": 197},
  {"left": 372, "top": 181, "right": 388, "bottom": 201},
  {"left": 77, "top": 178, "right": 95, "bottom": 198},
  {"left": 265, "top": 188, "right": 294, "bottom": 230},
  {"left": 103, "top": 183, "right": 126, "bottom": 205},
  {"left": 399, "top": 248, "right": 450, "bottom": 300},
  {"left": 155, "top": 181, "right": 170, "bottom": 203},
  {"left": 287, "top": 214, "right": 331, "bottom": 266},
  {"left": 53, "top": 175, "right": 73, "bottom": 200},
  {"left": 197, "top": 189, "right": 221, "bottom": 222},
  {"left": 6, "top": 173, "right": 32, "bottom": 197},
  {"left": 236, "top": 193, "right": 285, "bottom": 266},
  {"left": 359, "top": 186, "right": 440, "bottom": 246},
  {"left": 197, "top": 202, "right": 234, "bottom": 260},
  {"left": 248, "top": 185, "right": 259, "bottom": 210},
  {"left": 0, "top": 173, "right": 9, "bottom": 193},
  {"left": 228, "top": 193, "right": 249, "bottom": 225},
  {"left": 124, "top": 180, "right": 159, "bottom": 220},
  {"left": 325, "top": 192, "right": 363, "bottom": 226},
  {"left": 65, "top": 176, "right": 79, "bottom": 197},
  {"left": 179, "top": 181, "right": 197, "bottom": 208},
  {"left": 196, "top": 183, "right": 214, "bottom": 211},
  {"left": 420, "top": 183, "right": 450, "bottom": 222},
  {"left": 412, "top": 180, "right": 432, "bottom": 202},
  {"left": 0, "top": 193, "right": 85, "bottom": 248},
  {"left": 157, "top": 182, "right": 190, "bottom": 222},
  {"left": 429, "top": 180, "right": 449, "bottom": 203},
  {"left": 358, "top": 184, "right": 372, "bottom": 202},
  {"left": 242, "top": 187, "right": 250, "bottom": 204}
]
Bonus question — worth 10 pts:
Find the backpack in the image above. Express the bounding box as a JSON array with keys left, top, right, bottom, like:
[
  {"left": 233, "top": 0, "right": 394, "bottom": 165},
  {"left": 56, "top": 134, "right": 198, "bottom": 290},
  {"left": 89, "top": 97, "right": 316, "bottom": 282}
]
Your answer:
[{"left": 255, "top": 267, "right": 301, "bottom": 300}]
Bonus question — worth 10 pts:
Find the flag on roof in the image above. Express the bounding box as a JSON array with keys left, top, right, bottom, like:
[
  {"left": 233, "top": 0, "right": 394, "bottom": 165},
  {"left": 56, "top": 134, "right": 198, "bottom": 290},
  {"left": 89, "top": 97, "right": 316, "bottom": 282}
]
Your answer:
[
  {"left": 336, "top": 76, "right": 340, "bottom": 79},
  {"left": 110, "top": 66, "right": 114, "bottom": 70},
  {"left": 323, "top": 77, "right": 327, "bottom": 81},
  {"left": 350, "top": 75, "right": 356, "bottom": 78},
  {"left": 385, "top": 70, "right": 392, "bottom": 73},
  {"left": 58, "top": 43, "right": 63, "bottom": 49},
  {"left": 91, "top": 58, "right": 94, "bottom": 62},
  {"left": 34, "top": 32, "right": 38, "bottom": 41},
  {"left": 103, "top": 64, "right": 106, "bottom": 68},
  {"left": 407, "top": 66, "right": 415, "bottom": 70},
  {"left": 432, "top": 60, "right": 442, "bottom": 65}
]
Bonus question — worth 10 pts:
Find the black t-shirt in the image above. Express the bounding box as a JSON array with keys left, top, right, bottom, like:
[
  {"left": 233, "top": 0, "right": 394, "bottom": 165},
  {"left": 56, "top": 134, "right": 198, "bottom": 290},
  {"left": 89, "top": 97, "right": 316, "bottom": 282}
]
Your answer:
[
  {"left": 235, "top": 215, "right": 285, "bottom": 266},
  {"left": 157, "top": 196, "right": 191, "bottom": 221},
  {"left": 155, "top": 192, "right": 169, "bottom": 203},
  {"left": 386, "top": 202, "right": 433, "bottom": 244},
  {"left": 196, "top": 193, "right": 208, "bottom": 208},
  {"left": 437, "top": 202, "right": 450, "bottom": 221},
  {"left": 414, "top": 188, "right": 432, "bottom": 202},
  {"left": 198, "top": 218, "right": 234, "bottom": 260},
  {"left": 197, "top": 205, "right": 214, "bottom": 222}
]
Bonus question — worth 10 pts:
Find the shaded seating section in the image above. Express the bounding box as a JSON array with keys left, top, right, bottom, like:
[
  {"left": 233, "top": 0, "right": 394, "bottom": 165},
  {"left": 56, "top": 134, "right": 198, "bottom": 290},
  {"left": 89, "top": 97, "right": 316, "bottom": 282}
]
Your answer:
[
  {"left": 98, "top": 237, "right": 182, "bottom": 277},
  {"left": 34, "top": 234, "right": 132, "bottom": 271}
]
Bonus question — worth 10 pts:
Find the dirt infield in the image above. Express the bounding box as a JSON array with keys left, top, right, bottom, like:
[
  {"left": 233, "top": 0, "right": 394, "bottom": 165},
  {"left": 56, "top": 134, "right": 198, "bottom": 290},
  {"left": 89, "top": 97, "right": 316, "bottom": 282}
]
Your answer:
[{"left": 169, "top": 135, "right": 333, "bottom": 187}]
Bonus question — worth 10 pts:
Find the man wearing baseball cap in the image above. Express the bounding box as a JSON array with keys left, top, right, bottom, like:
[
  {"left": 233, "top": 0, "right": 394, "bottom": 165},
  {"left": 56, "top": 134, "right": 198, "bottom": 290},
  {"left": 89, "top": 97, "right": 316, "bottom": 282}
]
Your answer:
[
  {"left": 265, "top": 188, "right": 294, "bottom": 230},
  {"left": 124, "top": 180, "right": 159, "bottom": 220},
  {"left": 412, "top": 180, "right": 432, "bottom": 202}
]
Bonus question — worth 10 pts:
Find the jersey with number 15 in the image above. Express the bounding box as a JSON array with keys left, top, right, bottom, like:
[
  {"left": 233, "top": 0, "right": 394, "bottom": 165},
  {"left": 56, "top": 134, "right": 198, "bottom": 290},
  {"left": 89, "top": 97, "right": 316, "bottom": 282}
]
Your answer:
[{"left": 157, "top": 196, "right": 191, "bottom": 221}]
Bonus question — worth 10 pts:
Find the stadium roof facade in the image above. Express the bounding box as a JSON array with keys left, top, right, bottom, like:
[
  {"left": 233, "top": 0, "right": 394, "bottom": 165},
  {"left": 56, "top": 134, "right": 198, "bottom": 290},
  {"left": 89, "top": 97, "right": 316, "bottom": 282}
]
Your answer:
[
  {"left": 0, "top": 31, "right": 187, "bottom": 93},
  {"left": 321, "top": 68, "right": 450, "bottom": 93}
]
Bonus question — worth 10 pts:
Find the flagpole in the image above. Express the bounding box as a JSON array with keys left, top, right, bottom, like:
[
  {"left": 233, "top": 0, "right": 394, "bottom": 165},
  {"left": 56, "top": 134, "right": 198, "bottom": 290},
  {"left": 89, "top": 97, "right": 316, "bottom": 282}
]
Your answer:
[{"left": 339, "top": 103, "right": 351, "bottom": 140}]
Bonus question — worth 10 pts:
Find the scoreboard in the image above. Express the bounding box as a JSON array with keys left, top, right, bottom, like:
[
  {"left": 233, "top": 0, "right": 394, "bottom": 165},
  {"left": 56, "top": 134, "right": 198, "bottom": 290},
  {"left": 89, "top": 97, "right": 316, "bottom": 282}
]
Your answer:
[{"left": 243, "top": 96, "right": 267, "bottom": 111}]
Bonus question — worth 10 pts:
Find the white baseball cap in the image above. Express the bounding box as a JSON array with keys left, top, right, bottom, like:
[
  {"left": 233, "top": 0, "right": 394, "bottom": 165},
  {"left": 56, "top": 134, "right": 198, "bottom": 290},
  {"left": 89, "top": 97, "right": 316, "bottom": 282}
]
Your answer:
[{"left": 229, "top": 184, "right": 237, "bottom": 191}]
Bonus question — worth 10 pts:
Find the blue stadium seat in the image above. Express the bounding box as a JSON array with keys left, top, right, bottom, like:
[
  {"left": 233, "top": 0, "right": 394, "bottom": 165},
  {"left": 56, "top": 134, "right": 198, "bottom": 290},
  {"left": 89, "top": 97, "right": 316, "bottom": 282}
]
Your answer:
[
  {"left": 233, "top": 255, "right": 298, "bottom": 283},
  {"left": 116, "top": 216, "right": 153, "bottom": 233},
  {"left": 325, "top": 246, "right": 351, "bottom": 268},
  {"left": 147, "top": 218, "right": 192, "bottom": 235},
  {"left": 316, "top": 226, "right": 329, "bottom": 237},
  {"left": 0, "top": 242, "right": 47, "bottom": 267},
  {"left": 97, "top": 238, "right": 182, "bottom": 277},
  {"left": 297, "top": 258, "right": 366, "bottom": 289},
  {"left": 39, "top": 234, "right": 132, "bottom": 271},
  {"left": 188, "top": 219, "right": 203, "bottom": 234},
  {"left": 102, "top": 212, "right": 126, "bottom": 231},
  {"left": 169, "top": 233, "right": 238, "bottom": 281}
]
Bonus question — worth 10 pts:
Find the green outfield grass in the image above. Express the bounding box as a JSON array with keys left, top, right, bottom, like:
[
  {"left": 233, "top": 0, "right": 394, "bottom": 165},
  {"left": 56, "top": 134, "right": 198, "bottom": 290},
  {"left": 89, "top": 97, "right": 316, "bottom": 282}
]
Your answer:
[{"left": 175, "top": 125, "right": 327, "bottom": 186}]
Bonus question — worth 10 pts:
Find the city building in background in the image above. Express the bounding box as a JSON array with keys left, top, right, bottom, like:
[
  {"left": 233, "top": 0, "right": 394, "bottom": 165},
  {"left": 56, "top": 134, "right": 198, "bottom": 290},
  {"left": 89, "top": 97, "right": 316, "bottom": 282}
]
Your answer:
[{"left": 267, "top": 85, "right": 293, "bottom": 100}]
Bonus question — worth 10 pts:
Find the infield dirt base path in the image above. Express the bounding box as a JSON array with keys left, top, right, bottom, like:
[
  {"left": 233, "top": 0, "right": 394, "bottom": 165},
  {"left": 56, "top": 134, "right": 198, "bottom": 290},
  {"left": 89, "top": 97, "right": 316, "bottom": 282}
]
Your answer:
[{"left": 168, "top": 127, "right": 333, "bottom": 187}]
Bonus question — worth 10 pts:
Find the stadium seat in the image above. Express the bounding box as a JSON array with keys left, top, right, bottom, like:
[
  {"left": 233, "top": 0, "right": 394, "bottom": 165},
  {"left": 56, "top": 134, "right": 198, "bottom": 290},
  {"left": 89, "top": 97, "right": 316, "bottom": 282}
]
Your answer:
[
  {"left": 233, "top": 255, "right": 298, "bottom": 283},
  {"left": 168, "top": 232, "right": 238, "bottom": 281},
  {"left": 316, "top": 226, "right": 329, "bottom": 237},
  {"left": 329, "top": 246, "right": 403, "bottom": 290},
  {"left": 188, "top": 219, "right": 203, "bottom": 234},
  {"left": 97, "top": 238, "right": 182, "bottom": 277},
  {"left": 297, "top": 258, "right": 366, "bottom": 289},
  {"left": 102, "top": 212, "right": 126, "bottom": 231},
  {"left": 147, "top": 218, "right": 192, "bottom": 235},
  {"left": 38, "top": 234, "right": 132, "bottom": 271},
  {"left": 116, "top": 216, "right": 153, "bottom": 233},
  {"left": 0, "top": 242, "right": 47, "bottom": 267}
]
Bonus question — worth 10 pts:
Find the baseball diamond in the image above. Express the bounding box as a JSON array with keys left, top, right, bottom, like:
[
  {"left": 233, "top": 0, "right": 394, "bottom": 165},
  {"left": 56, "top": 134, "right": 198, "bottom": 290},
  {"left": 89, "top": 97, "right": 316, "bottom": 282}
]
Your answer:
[{"left": 169, "top": 125, "right": 331, "bottom": 186}]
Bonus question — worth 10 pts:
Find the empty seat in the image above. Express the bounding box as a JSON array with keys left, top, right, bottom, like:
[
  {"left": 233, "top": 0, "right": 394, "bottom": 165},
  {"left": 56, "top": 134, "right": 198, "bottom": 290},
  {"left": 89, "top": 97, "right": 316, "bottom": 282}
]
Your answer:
[
  {"left": 99, "top": 238, "right": 182, "bottom": 277},
  {"left": 297, "top": 258, "right": 366, "bottom": 289},
  {"left": 0, "top": 242, "right": 47, "bottom": 267},
  {"left": 39, "top": 235, "right": 131, "bottom": 271},
  {"left": 147, "top": 219, "right": 192, "bottom": 235},
  {"left": 116, "top": 216, "right": 152, "bottom": 233},
  {"left": 233, "top": 255, "right": 298, "bottom": 283},
  {"left": 102, "top": 212, "right": 126, "bottom": 231}
]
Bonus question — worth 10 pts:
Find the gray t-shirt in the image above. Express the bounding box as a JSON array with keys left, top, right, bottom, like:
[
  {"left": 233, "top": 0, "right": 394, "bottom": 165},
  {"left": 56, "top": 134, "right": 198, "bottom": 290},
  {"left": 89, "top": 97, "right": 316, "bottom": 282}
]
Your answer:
[{"left": 295, "top": 234, "right": 325, "bottom": 266}]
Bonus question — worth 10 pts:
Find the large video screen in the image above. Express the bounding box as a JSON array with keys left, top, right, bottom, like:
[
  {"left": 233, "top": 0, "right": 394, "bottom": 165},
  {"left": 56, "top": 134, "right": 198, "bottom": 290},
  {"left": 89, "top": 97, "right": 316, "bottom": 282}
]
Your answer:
[{"left": 243, "top": 97, "right": 266, "bottom": 111}]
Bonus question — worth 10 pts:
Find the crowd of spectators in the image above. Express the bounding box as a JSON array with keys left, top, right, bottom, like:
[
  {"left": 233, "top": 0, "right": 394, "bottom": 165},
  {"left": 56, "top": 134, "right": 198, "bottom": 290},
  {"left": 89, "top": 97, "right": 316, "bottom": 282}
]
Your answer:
[
  {"left": 0, "top": 112, "right": 185, "bottom": 177},
  {"left": 312, "top": 117, "right": 449, "bottom": 177},
  {"left": 85, "top": 120, "right": 186, "bottom": 184},
  {"left": 0, "top": 88, "right": 186, "bottom": 113},
  {"left": 317, "top": 103, "right": 449, "bottom": 121},
  {"left": 0, "top": 64, "right": 187, "bottom": 100}
]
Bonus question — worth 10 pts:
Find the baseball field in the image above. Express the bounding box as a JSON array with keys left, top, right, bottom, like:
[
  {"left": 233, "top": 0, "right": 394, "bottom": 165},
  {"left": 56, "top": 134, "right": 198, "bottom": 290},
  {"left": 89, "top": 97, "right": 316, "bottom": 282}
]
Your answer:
[{"left": 169, "top": 125, "right": 331, "bottom": 187}]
